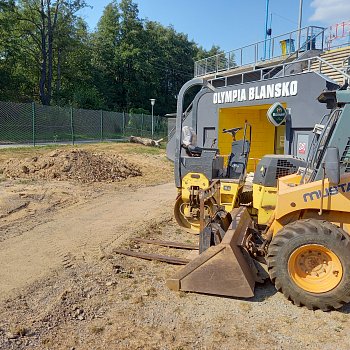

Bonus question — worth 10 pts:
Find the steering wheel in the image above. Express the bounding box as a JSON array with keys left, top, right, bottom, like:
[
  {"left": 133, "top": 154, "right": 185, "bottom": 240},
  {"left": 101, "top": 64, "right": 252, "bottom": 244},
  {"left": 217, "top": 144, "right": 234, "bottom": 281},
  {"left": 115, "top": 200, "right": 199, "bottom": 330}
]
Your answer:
[{"left": 223, "top": 127, "right": 242, "bottom": 141}]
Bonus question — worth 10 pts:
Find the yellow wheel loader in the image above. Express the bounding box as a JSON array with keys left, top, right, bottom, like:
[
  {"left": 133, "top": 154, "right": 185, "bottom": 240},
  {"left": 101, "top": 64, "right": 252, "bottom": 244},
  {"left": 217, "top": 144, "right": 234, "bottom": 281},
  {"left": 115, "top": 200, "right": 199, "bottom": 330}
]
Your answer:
[
  {"left": 117, "top": 79, "right": 350, "bottom": 311},
  {"left": 168, "top": 80, "right": 350, "bottom": 311}
]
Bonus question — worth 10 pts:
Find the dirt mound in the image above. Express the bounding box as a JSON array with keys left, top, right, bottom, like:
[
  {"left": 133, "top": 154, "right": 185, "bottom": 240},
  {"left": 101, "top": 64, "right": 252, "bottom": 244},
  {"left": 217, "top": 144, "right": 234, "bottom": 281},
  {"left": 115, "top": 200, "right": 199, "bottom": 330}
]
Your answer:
[{"left": 1, "top": 149, "right": 142, "bottom": 183}]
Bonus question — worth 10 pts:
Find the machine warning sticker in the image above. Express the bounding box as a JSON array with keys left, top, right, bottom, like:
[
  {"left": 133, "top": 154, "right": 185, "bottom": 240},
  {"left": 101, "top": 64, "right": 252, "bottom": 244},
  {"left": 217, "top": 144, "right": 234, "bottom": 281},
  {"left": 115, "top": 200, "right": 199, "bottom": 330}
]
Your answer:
[{"left": 298, "top": 142, "right": 306, "bottom": 154}]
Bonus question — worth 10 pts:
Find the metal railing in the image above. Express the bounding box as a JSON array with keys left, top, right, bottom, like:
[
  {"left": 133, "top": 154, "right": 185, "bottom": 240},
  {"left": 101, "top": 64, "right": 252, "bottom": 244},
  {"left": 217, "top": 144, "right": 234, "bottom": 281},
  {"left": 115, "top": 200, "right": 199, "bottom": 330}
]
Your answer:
[
  {"left": 343, "top": 55, "right": 350, "bottom": 74},
  {"left": 194, "top": 26, "right": 325, "bottom": 77},
  {"left": 0, "top": 101, "right": 167, "bottom": 146},
  {"left": 326, "top": 20, "right": 350, "bottom": 50},
  {"left": 207, "top": 55, "right": 350, "bottom": 88},
  {"left": 263, "top": 28, "right": 327, "bottom": 79}
]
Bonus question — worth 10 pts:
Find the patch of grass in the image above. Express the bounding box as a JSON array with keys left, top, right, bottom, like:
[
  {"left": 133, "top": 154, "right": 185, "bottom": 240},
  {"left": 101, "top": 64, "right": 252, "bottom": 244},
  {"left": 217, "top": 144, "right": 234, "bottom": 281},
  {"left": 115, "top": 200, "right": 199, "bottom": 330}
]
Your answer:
[
  {"left": 332, "top": 313, "right": 348, "bottom": 323},
  {"left": 232, "top": 325, "right": 250, "bottom": 341},
  {"left": 179, "top": 291, "right": 187, "bottom": 298},
  {"left": 146, "top": 287, "right": 157, "bottom": 297},
  {"left": 9, "top": 325, "right": 28, "bottom": 337},
  {"left": 16, "top": 178, "right": 36, "bottom": 185},
  {"left": 238, "top": 302, "right": 253, "bottom": 312},
  {"left": 124, "top": 145, "right": 164, "bottom": 155},
  {"left": 334, "top": 325, "right": 344, "bottom": 332},
  {"left": 90, "top": 325, "right": 105, "bottom": 334}
]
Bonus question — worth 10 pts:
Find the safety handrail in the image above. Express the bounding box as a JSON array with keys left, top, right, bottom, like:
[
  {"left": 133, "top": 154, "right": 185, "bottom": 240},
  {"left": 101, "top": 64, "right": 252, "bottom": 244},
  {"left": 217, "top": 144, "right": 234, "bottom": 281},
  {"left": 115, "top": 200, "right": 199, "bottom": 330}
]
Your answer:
[
  {"left": 342, "top": 55, "right": 350, "bottom": 71},
  {"left": 316, "top": 56, "right": 350, "bottom": 81},
  {"left": 194, "top": 26, "right": 325, "bottom": 77},
  {"left": 263, "top": 28, "right": 326, "bottom": 80},
  {"left": 205, "top": 53, "right": 350, "bottom": 89}
]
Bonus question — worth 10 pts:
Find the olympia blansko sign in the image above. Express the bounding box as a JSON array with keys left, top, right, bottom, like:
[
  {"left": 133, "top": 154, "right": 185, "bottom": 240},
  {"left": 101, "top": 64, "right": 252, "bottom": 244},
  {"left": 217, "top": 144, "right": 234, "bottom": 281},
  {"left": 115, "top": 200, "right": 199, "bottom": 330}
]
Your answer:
[{"left": 213, "top": 80, "right": 298, "bottom": 104}]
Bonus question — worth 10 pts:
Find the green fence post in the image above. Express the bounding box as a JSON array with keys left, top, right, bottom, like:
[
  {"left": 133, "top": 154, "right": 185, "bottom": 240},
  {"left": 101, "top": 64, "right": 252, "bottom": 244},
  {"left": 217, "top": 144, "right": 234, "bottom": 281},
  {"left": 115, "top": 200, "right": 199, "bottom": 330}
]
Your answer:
[
  {"left": 122, "top": 112, "right": 125, "bottom": 136},
  {"left": 70, "top": 106, "right": 74, "bottom": 145},
  {"left": 32, "top": 102, "right": 36, "bottom": 146},
  {"left": 141, "top": 113, "right": 144, "bottom": 137},
  {"left": 100, "top": 110, "right": 103, "bottom": 141}
]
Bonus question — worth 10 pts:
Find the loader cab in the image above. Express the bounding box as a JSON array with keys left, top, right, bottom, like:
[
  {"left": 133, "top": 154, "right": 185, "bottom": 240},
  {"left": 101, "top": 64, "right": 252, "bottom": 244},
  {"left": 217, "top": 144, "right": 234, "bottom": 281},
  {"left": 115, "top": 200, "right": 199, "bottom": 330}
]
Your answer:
[{"left": 303, "top": 89, "right": 350, "bottom": 183}]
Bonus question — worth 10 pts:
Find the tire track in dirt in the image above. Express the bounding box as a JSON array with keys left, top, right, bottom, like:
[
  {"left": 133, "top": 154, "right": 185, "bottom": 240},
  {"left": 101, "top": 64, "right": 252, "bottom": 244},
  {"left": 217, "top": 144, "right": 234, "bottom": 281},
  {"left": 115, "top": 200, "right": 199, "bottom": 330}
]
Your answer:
[{"left": 0, "top": 182, "right": 175, "bottom": 301}]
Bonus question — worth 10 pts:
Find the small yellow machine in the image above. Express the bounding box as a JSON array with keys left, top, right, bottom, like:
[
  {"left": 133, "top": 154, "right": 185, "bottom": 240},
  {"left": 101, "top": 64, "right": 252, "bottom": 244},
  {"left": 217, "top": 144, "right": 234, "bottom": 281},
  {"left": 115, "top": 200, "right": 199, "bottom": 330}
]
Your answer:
[{"left": 174, "top": 122, "right": 251, "bottom": 231}]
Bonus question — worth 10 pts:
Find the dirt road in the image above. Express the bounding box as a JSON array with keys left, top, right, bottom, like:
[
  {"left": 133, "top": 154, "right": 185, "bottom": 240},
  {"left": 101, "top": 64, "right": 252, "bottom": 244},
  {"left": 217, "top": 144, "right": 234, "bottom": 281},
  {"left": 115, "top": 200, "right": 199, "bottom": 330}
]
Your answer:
[{"left": 0, "top": 182, "right": 175, "bottom": 300}]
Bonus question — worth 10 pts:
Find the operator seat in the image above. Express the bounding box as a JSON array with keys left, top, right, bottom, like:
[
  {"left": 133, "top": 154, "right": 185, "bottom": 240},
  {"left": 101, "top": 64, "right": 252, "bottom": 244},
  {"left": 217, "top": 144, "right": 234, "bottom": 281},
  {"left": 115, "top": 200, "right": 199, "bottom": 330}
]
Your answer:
[
  {"left": 182, "top": 126, "right": 203, "bottom": 157},
  {"left": 227, "top": 140, "right": 250, "bottom": 179},
  {"left": 222, "top": 127, "right": 250, "bottom": 180}
]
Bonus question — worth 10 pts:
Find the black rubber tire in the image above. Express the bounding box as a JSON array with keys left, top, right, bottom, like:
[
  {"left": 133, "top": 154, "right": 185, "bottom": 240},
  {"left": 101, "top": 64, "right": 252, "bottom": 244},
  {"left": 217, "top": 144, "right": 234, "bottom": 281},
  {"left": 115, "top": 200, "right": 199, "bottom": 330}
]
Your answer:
[{"left": 267, "top": 219, "right": 350, "bottom": 311}]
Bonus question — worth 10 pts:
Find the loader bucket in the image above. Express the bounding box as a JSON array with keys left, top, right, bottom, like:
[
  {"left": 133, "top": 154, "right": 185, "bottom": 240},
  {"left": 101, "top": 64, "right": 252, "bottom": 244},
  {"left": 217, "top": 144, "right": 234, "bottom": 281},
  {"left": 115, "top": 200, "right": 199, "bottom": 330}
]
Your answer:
[{"left": 166, "top": 207, "right": 257, "bottom": 298}]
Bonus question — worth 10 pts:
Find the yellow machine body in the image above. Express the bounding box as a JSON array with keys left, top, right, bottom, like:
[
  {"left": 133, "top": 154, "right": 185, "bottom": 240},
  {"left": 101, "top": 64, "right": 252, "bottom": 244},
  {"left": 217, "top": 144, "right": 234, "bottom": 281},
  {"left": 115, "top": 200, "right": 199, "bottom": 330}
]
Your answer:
[
  {"left": 219, "top": 181, "right": 242, "bottom": 212},
  {"left": 170, "top": 172, "right": 350, "bottom": 301},
  {"left": 181, "top": 172, "right": 210, "bottom": 201},
  {"left": 177, "top": 173, "right": 244, "bottom": 231},
  {"left": 270, "top": 172, "right": 350, "bottom": 236},
  {"left": 252, "top": 183, "right": 277, "bottom": 225}
]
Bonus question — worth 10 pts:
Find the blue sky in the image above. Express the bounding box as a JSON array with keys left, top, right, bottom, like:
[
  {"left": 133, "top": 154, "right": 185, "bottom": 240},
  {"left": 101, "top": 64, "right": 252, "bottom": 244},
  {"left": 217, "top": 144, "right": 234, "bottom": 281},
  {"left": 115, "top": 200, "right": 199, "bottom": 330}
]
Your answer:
[{"left": 80, "top": 0, "right": 350, "bottom": 51}]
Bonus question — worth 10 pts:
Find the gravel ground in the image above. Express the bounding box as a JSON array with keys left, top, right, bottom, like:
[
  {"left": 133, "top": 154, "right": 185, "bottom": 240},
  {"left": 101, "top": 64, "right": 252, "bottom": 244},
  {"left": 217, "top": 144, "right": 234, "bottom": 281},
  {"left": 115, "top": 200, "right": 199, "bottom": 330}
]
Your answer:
[
  {"left": 0, "top": 214, "right": 350, "bottom": 350},
  {"left": 0, "top": 144, "right": 349, "bottom": 350}
]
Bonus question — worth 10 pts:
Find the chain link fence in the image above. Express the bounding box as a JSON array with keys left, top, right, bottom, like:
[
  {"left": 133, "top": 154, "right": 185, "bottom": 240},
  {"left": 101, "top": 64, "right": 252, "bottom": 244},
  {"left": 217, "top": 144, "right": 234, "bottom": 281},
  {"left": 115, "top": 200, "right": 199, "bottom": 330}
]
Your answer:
[{"left": 0, "top": 101, "right": 167, "bottom": 146}]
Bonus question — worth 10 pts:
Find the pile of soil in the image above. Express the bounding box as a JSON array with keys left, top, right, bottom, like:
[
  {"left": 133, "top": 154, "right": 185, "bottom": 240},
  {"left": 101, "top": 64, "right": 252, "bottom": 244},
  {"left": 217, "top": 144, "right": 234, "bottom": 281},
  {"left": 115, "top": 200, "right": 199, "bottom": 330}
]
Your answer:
[{"left": 0, "top": 149, "right": 142, "bottom": 183}]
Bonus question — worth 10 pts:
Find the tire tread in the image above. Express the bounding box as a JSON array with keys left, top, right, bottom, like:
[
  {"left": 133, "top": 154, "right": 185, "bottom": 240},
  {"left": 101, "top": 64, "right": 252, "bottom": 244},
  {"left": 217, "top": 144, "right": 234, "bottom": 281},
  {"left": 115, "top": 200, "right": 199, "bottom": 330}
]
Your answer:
[{"left": 267, "top": 219, "right": 350, "bottom": 311}]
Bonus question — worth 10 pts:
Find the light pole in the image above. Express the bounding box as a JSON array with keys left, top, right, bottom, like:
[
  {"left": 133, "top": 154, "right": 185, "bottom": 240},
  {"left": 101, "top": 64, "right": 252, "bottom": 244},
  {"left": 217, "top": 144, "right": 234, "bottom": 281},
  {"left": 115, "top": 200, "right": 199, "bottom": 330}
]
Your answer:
[{"left": 150, "top": 98, "right": 156, "bottom": 139}]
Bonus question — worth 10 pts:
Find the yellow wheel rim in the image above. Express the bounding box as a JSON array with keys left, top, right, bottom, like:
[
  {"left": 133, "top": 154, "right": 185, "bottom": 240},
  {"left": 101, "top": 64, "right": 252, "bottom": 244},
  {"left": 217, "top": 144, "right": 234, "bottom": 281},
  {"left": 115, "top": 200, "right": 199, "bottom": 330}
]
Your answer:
[{"left": 288, "top": 244, "right": 343, "bottom": 293}]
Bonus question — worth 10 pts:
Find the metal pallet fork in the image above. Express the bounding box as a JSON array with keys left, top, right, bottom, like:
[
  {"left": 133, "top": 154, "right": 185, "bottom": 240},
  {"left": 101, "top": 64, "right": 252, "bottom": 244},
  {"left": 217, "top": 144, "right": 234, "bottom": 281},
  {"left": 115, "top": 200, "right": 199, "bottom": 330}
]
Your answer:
[{"left": 114, "top": 238, "right": 199, "bottom": 265}]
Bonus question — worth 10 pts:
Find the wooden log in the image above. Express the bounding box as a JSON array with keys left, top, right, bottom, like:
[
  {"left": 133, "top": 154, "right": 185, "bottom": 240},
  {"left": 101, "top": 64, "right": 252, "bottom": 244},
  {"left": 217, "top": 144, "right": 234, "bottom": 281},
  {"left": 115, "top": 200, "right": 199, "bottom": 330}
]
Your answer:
[{"left": 129, "top": 136, "right": 163, "bottom": 147}]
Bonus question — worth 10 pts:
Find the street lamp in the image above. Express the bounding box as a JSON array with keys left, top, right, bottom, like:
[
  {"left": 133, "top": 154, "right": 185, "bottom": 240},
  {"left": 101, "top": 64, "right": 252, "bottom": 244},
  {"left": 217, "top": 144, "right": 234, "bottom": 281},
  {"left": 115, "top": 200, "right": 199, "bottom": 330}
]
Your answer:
[{"left": 150, "top": 98, "right": 156, "bottom": 139}]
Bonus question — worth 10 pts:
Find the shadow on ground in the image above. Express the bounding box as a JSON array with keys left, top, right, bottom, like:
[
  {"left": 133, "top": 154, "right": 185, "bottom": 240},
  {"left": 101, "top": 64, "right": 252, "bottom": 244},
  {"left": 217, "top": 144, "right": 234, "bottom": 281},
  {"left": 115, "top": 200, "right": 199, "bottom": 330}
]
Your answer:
[{"left": 248, "top": 280, "right": 277, "bottom": 302}]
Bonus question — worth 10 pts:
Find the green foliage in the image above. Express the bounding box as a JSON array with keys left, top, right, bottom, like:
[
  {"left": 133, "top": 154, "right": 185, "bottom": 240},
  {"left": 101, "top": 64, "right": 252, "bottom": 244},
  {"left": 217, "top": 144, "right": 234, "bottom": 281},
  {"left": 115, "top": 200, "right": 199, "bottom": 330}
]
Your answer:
[
  {"left": 129, "top": 108, "right": 148, "bottom": 114},
  {"left": 72, "top": 86, "right": 105, "bottom": 109},
  {"left": 0, "top": 0, "right": 221, "bottom": 114}
]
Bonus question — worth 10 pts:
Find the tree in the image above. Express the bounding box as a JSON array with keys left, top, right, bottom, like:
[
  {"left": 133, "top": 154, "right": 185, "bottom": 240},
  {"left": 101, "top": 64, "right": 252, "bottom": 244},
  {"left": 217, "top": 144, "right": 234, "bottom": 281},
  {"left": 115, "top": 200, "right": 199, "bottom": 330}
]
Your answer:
[
  {"left": 13, "top": 0, "right": 88, "bottom": 105},
  {"left": 0, "top": 0, "right": 223, "bottom": 114},
  {"left": 117, "top": 0, "right": 144, "bottom": 111},
  {"left": 92, "top": 0, "right": 121, "bottom": 110}
]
